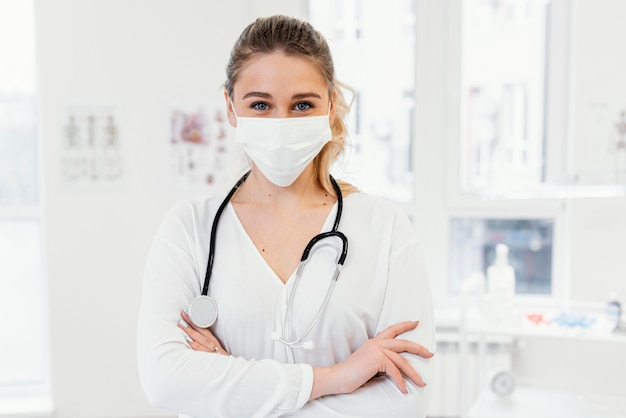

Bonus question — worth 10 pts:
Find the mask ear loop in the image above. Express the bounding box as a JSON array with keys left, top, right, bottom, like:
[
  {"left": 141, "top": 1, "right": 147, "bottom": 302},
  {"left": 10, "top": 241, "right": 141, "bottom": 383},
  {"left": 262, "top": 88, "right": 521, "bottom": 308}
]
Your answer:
[{"left": 230, "top": 99, "right": 240, "bottom": 119}]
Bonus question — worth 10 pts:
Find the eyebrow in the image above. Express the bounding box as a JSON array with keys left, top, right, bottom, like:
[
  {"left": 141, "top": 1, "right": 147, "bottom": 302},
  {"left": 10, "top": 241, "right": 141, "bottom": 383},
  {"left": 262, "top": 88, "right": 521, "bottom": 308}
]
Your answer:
[
  {"left": 242, "top": 91, "right": 271, "bottom": 100},
  {"left": 292, "top": 92, "right": 323, "bottom": 100},
  {"left": 241, "top": 92, "right": 323, "bottom": 100}
]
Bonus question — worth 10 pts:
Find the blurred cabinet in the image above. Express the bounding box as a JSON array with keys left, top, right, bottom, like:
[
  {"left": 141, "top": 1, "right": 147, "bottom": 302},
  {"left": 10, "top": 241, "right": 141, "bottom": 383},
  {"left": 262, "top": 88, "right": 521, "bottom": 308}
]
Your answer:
[{"left": 460, "top": 302, "right": 626, "bottom": 418}]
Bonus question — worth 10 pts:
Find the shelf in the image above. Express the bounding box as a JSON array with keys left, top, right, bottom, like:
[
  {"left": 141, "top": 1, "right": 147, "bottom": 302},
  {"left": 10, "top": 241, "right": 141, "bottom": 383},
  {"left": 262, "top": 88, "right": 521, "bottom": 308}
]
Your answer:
[
  {"left": 470, "top": 183, "right": 626, "bottom": 200},
  {"left": 469, "top": 386, "right": 584, "bottom": 418},
  {"left": 0, "top": 396, "right": 54, "bottom": 418},
  {"left": 462, "top": 301, "right": 626, "bottom": 344},
  {"left": 467, "top": 323, "right": 626, "bottom": 344},
  {"left": 469, "top": 386, "right": 626, "bottom": 418}
]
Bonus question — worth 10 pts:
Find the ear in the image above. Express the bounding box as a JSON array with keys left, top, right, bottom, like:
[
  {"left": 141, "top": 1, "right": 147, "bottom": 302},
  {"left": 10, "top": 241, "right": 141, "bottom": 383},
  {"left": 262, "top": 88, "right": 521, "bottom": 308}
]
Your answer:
[
  {"left": 224, "top": 90, "right": 237, "bottom": 127},
  {"left": 329, "top": 90, "right": 338, "bottom": 125}
]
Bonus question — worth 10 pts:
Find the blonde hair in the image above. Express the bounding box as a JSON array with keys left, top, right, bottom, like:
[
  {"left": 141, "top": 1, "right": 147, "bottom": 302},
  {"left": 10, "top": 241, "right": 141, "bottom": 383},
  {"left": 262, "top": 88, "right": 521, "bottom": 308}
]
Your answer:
[{"left": 224, "top": 15, "right": 357, "bottom": 196}]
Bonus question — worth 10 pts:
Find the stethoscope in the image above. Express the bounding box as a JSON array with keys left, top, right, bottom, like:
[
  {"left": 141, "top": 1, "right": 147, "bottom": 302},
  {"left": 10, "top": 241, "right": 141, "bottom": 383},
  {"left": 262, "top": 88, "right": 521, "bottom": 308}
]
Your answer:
[{"left": 187, "top": 171, "right": 348, "bottom": 353}]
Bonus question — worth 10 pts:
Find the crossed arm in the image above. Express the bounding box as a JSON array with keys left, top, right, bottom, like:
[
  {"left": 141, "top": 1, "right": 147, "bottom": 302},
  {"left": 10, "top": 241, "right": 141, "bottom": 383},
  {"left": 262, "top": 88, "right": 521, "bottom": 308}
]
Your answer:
[{"left": 178, "top": 311, "right": 433, "bottom": 401}]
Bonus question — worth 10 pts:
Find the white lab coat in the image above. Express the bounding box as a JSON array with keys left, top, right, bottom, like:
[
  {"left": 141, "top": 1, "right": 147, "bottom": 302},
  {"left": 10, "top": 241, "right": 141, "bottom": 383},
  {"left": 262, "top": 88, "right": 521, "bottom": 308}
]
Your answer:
[{"left": 137, "top": 191, "right": 435, "bottom": 417}]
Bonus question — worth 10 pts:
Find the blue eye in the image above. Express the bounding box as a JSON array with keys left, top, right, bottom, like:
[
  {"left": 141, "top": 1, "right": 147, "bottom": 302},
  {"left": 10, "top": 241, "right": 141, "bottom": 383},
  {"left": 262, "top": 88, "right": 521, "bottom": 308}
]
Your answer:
[
  {"left": 251, "top": 102, "right": 270, "bottom": 111},
  {"left": 294, "top": 102, "right": 312, "bottom": 111}
]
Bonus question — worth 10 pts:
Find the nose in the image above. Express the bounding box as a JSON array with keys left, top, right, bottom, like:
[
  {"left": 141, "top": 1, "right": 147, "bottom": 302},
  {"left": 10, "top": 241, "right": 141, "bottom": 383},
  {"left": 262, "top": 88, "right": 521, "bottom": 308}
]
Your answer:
[{"left": 274, "top": 107, "right": 290, "bottom": 118}]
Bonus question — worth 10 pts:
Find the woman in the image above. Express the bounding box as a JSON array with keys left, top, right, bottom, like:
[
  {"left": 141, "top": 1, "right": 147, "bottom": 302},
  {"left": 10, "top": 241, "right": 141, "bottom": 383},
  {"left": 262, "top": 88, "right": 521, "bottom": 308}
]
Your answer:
[{"left": 137, "top": 15, "right": 435, "bottom": 418}]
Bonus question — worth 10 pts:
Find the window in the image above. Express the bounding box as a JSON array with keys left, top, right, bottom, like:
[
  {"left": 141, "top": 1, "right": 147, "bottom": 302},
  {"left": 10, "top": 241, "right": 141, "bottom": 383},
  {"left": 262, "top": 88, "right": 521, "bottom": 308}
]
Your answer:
[
  {"left": 0, "top": 0, "right": 50, "bottom": 399},
  {"left": 461, "top": 0, "right": 550, "bottom": 194},
  {"left": 0, "top": 221, "right": 48, "bottom": 391},
  {"left": 447, "top": 0, "right": 572, "bottom": 298},
  {"left": 309, "top": 0, "right": 416, "bottom": 202},
  {"left": 449, "top": 217, "right": 554, "bottom": 295}
]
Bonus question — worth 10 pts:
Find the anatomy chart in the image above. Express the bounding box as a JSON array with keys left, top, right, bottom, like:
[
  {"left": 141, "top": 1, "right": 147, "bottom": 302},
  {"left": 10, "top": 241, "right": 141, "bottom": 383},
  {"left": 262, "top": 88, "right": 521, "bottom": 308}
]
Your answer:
[
  {"left": 169, "top": 103, "right": 232, "bottom": 186},
  {"left": 61, "top": 106, "right": 123, "bottom": 187}
]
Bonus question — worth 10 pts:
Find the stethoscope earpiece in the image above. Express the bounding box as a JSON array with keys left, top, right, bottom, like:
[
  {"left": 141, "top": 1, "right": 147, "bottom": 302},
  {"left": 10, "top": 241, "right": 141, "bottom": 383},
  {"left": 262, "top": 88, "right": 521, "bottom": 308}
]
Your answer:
[{"left": 271, "top": 330, "right": 315, "bottom": 350}]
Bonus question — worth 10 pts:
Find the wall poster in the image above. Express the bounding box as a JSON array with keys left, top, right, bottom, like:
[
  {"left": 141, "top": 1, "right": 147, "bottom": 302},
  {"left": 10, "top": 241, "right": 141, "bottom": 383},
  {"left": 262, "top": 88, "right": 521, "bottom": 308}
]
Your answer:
[
  {"left": 585, "top": 102, "right": 626, "bottom": 185},
  {"left": 61, "top": 105, "right": 123, "bottom": 187},
  {"left": 169, "top": 102, "right": 233, "bottom": 186}
]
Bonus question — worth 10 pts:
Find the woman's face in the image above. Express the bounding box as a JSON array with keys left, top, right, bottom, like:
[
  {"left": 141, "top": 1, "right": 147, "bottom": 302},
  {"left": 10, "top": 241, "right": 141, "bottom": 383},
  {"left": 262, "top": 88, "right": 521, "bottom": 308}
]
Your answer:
[{"left": 226, "top": 51, "right": 335, "bottom": 125}]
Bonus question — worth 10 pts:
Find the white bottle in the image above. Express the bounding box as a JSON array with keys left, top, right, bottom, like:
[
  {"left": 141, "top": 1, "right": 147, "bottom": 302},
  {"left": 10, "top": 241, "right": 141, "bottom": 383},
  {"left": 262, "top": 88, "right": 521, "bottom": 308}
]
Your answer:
[
  {"left": 486, "top": 244, "right": 517, "bottom": 327},
  {"left": 487, "top": 243, "right": 516, "bottom": 298}
]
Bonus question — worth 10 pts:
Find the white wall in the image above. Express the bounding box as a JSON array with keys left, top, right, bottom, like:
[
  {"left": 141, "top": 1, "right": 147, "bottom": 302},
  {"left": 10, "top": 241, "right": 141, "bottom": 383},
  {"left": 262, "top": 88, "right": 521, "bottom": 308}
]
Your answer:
[
  {"left": 35, "top": 1, "right": 306, "bottom": 417},
  {"left": 568, "top": 0, "right": 626, "bottom": 302},
  {"left": 34, "top": 0, "right": 626, "bottom": 417}
]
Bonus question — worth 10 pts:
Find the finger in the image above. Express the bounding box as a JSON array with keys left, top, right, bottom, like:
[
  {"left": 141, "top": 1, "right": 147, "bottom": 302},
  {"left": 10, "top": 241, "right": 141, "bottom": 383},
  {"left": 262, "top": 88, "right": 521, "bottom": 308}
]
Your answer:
[
  {"left": 377, "top": 353, "right": 408, "bottom": 393},
  {"left": 378, "top": 338, "right": 434, "bottom": 358},
  {"left": 178, "top": 322, "right": 218, "bottom": 347},
  {"left": 387, "top": 338, "right": 435, "bottom": 358},
  {"left": 384, "top": 349, "right": 427, "bottom": 387},
  {"left": 189, "top": 338, "right": 229, "bottom": 355},
  {"left": 179, "top": 311, "right": 230, "bottom": 355},
  {"left": 215, "top": 345, "right": 229, "bottom": 355},
  {"left": 181, "top": 310, "right": 191, "bottom": 323},
  {"left": 188, "top": 340, "right": 214, "bottom": 353},
  {"left": 181, "top": 310, "right": 214, "bottom": 334},
  {"left": 375, "top": 321, "right": 419, "bottom": 339},
  {"left": 180, "top": 311, "right": 201, "bottom": 333},
  {"left": 178, "top": 319, "right": 217, "bottom": 345},
  {"left": 178, "top": 313, "right": 229, "bottom": 354},
  {"left": 188, "top": 339, "right": 225, "bottom": 354},
  {"left": 180, "top": 311, "right": 216, "bottom": 338},
  {"left": 181, "top": 310, "right": 206, "bottom": 332},
  {"left": 180, "top": 325, "right": 222, "bottom": 352}
]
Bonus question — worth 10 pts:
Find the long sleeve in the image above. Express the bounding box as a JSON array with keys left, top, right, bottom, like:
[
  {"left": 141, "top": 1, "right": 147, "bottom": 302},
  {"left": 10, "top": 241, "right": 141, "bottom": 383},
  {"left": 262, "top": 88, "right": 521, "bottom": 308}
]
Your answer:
[
  {"left": 374, "top": 224, "right": 435, "bottom": 416},
  {"left": 296, "top": 203, "right": 435, "bottom": 418},
  {"left": 136, "top": 200, "right": 313, "bottom": 418},
  {"left": 368, "top": 206, "right": 435, "bottom": 417}
]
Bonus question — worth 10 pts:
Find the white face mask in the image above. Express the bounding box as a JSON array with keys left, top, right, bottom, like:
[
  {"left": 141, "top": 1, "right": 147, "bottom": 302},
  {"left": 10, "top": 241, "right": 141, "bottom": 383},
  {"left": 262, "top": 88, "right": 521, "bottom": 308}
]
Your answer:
[{"left": 232, "top": 104, "right": 332, "bottom": 187}]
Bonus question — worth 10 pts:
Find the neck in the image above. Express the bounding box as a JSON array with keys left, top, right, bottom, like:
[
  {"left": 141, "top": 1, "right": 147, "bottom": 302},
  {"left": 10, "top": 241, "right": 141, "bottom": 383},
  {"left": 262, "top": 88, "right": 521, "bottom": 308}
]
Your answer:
[{"left": 234, "top": 166, "right": 331, "bottom": 207}]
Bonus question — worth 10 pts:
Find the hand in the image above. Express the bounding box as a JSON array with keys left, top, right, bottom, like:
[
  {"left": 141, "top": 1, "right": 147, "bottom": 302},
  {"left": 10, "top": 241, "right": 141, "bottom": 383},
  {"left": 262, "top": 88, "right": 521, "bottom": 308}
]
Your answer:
[
  {"left": 178, "top": 311, "right": 229, "bottom": 355},
  {"left": 311, "top": 321, "right": 433, "bottom": 399}
]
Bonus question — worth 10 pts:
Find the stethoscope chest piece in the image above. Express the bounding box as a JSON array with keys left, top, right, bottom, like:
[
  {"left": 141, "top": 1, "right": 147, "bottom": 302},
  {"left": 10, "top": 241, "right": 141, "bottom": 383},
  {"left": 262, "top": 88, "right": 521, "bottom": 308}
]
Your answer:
[{"left": 188, "top": 295, "right": 218, "bottom": 328}]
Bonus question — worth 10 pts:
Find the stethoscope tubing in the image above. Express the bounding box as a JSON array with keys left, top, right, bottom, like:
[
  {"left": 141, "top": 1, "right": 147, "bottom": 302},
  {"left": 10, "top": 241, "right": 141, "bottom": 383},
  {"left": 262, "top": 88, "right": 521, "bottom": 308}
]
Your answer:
[
  {"left": 202, "top": 171, "right": 250, "bottom": 296},
  {"left": 284, "top": 256, "right": 342, "bottom": 347},
  {"left": 190, "top": 170, "right": 348, "bottom": 348},
  {"left": 202, "top": 170, "right": 344, "bottom": 296}
]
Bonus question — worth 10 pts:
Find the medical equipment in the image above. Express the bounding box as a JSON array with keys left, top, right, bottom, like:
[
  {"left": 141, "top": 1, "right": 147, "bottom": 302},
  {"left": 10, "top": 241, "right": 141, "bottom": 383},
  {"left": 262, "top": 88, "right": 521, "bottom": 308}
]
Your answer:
[
  {"left": 188, "top": 171, "right": 348, "bottom": 352},
  {"left": 606, "top": 292, "right": 622, "bottom": 326}
]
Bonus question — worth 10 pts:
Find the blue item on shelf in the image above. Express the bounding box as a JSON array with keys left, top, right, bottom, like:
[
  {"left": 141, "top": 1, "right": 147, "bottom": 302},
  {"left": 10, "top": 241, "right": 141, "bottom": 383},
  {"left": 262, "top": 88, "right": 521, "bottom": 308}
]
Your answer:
[{"left": 550, "top": 311, "right": 596, "bottom": 328}]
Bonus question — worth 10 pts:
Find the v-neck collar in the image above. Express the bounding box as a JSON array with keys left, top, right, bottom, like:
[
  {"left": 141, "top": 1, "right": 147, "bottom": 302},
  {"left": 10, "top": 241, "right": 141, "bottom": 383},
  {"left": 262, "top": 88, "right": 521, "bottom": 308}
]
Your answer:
[{"left": 225, "top": 201, "right": 339, "bottom": 286}]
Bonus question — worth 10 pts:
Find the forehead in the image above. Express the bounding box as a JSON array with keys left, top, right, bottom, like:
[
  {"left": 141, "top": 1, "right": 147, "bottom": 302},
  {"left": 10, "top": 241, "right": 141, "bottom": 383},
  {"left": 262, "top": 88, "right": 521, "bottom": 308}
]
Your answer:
[{"left": 234, "top": 52, "right": 329, "bottom": 99}]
